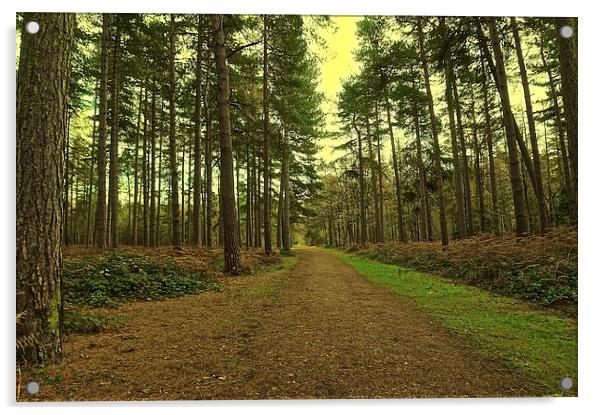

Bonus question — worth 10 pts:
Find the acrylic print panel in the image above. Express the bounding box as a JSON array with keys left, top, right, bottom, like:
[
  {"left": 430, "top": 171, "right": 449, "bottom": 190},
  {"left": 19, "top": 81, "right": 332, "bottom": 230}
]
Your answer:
[{"left": 16, "top": 13, "right": 577, "bottom": 401}]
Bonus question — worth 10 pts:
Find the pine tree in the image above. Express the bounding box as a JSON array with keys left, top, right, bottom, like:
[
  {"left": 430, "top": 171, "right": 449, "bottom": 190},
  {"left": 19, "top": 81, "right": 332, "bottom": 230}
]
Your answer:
[{"left": 17, "top": 12, "right": 76, "bottom": 363}]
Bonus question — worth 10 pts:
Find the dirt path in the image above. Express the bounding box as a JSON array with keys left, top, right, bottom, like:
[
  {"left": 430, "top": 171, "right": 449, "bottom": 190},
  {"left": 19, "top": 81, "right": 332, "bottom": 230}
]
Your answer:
[{"left": 22, "top": 247, "right": 544, "bottom": 401}]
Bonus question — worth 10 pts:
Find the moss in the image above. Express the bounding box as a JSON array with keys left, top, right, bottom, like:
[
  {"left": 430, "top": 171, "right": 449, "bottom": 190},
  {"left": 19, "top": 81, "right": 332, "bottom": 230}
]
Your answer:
[{"left": 48, "top": 288, "right": 61, "bottom": 336}]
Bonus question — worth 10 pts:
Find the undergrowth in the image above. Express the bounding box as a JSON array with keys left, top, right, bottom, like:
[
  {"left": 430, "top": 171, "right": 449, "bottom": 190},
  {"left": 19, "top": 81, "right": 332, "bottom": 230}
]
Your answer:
[
  {"left": 347, "top": 227, "right": 577, "bottom": 313},
  {"left": 60, "top": 252, "right": 221, "bottom": 334},
  {"left": 64, "top": 252, "right": 220, "bottom": 307}
]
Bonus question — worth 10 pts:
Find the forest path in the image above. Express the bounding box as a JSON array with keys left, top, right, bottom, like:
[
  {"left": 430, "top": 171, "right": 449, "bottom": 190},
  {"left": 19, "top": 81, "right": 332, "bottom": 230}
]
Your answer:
[{"left": 27, "top": 247, "right": 543, "bottom": 401}]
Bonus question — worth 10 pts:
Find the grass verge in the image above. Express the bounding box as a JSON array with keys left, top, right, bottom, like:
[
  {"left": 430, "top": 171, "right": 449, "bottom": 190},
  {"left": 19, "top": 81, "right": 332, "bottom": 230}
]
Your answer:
[
  {"left": 244, "top": 256, "right": 299, "bottom": 297},
  {"left": 333, "top": 249, "right": 577, "bottom": 396}
]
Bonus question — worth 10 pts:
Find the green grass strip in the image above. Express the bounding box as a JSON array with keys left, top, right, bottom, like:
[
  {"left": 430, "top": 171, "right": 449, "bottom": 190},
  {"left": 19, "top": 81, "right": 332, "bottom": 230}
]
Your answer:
[
  {"left": 244, "top": 255, "right": 299, "bottom": 297},
  {"left": 333, "top": 249, "right": 577, "bottom": 396}
]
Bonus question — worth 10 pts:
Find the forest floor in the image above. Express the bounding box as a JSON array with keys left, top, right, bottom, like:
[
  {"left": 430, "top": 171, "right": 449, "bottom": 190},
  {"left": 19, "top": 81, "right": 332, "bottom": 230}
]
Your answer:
[{"left": 17, "top": 246, "right": 575, "bottom": 401}]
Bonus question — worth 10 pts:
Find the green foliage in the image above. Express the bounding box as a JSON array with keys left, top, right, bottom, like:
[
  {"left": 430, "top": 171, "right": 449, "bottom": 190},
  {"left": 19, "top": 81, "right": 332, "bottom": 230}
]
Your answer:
[
  {"left": 63, "top": 253, "right": 219, "bottom": 307},
  {"left": 335, "top": 250, "right": 577, "bottom": 395},
  {"left": 348, "top": 229, "right": 577, "bottom": 311},
  {"left": 63, "top": 309, "right": 122, "bottom": 335}
]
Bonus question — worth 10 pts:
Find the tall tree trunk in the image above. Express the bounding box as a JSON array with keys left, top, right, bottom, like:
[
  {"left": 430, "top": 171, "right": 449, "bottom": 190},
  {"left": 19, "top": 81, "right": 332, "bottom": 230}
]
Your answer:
[
  {"left": 385, "top": 92, "right": 405, "bottom": 242},
  {"left": 521, "top": 158, "right": 533, "bottom": 233},
  {"left": 142, "top": 86, "right": 149, "bottom": 246},
  {"left": 132, "top": 85, "right": 143, "bottom": 245},
  {"left": 64, "top": 120, "right": 70, "bottom": 246},
  {"left": 486, "top": 18, "right": 528, "bottom": 235},
  {"left": 452, "top": 76, "right": 474, "bottom": 236},
  {"left": 181, "top": 136, "right": 186, "bottom": 242},
  {"left": 276, "top": 172, "right": 283, "bottom": 250},
  {"left": 478, "top": 25, "right": 539, "bottom": 223},
  {"left": 68, "top": 148, "right": 75, "bottom": 244},
  {"left": 253, "top": 141, "right": 261, "bottom": 247},
  {"left": 480, "top": 49, "right": 501, "bottom": 235},
  {"left": 282, "top": 130, "right": 291, "bottom": 252},
  {"left": 108, "top": 16, "right": 122, "bottom": 248},
  {"left": 149, "top": 91, "right": 157, "bottom": 247},
  {"left": 471, "top": 101, "right": 486, "bottom": 232},
  {"left": 205, "top": 80, "right": 213, "bottom": 247},
  {"left": 540, "top": 39, "right": 575, "bottom": 222},
  {"left": 366, "top": 118, "right": 381, "bottom": 243},
  {"left": 417, "top": 17, "right": 449, "bottom": 249},
  {"left": 441, "top": 22, "right": 467, "bottom": 240},
  {"left": 352, "top": 116, "right": 367, "bottom": 243},
  {"left": 262, "top": 15, "right": 273, "bottom": 253},
  {"left": 94, "top": 14, "right": 110, "bottom": 249},
  {"left": 187, "top": 131, "right": 193, "bottom": 243},
  {"left": 125, "top": 166, "right": 131, "bottom": 242},
  {"left": 246, "top": 141, "right": 252, "bottom": 248},
  {"left": 511, "top": 17, "right": 548, "bottom": 233},
  {"left": 374, "top": 102, "right": 385, "bottom": 242},
  {"left": 157, "top": 103, "right": 164, "bottom": 246},
  {"left": 543, "top": 122, "right": 556, "bottom": 225},
  {"left": 212, "top": 14, "right": 242, "bottom": 273},
  {"left": 192, "top": 15, "right": 204, "bottom": 245},
  {"left": 555, "top": 17, "right": 578, "bottom": 223},
  {"left": 85, "top": 82, "right": 98, "bottom": 245},
  {"left": 17, "top": 12, "right": 75, "bottom": 364},
  {"left": 411, "top": 84, "right": 432, "bottom": 241},
  {"left": 168, "top": 14, "right": 181, "bottom": 247}
]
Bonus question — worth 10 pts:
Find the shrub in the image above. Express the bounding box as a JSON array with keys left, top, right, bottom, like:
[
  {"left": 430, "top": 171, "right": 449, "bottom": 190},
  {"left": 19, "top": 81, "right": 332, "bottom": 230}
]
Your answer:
[
  {"left": 347, "top": 227, "right": 577, "bottom": 312},
  {"left": 63, "top": 253, "right": 219, "bottom": 307}
]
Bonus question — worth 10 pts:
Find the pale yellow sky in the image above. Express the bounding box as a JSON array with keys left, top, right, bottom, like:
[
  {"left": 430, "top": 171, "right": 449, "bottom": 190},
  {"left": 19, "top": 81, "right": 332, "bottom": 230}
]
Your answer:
[{"left": 307, "top": 16, "right": 362, "bottom": 162}]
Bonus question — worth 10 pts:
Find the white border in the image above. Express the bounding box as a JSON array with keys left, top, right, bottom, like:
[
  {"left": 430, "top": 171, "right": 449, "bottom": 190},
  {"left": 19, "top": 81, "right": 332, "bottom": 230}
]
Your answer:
[{"left": 2, "top": 1, "right": 600, "bottom": 414}]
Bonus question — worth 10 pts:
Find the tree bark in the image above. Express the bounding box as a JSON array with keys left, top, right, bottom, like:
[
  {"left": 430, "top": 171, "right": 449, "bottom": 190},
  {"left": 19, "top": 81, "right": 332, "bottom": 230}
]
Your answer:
[
  {"left": 246, "top": 142, "right": 252, "bottom": 248},
  {"left": 168, "top": 14, "right": 181, "bottom": 247},
  {"left": 511, "top": 17, "right": 549, "bottom": 233},
  {"left": 205, "top": 67, "right": 213, "bottom": 247},
  {"left": 471, "top": 101, "right": 486, "bottom": 232},
  {"left": 192, "top": 15, "right": 204, "bottom": 245},
  {"left": 64, "top": 120, "right": 70, "bottom": 246},
  {"left": 487, "top": 18, "right": 528, "bottom": 235},
  {"left": 262, "top": 15, "right": 273, "bottom": 253},
  {"left": 417, "top": 17, "right": 449, "bottom": 249},
  {"left": 149, "top": 91, "right": 157, "bottom": 246},
  {"left": 282, "top": 130, "right": 291, "bottom": 252},
  {"left": 132, "top": 85, "right": 143, "bottom": 245},
  {"left": 480, "top": 48, "right": 501, "bottom": 235},
  {"left": 108, "top": 16, "right": 122, "bottom": 248},
  {"left": 142, "top": 85, "right": 149, "bottom": 246},
  {"left": 440, "top": 20, "right": 467, "bottom": 240},
  {"left": 478, "top": 24, "right": 539, "bottom": 225},
  {"left": 212, "top": 14, "right": 242, "bottom": 273},
  {"left": 373, "top": 102, "right": 385, "bottom": 242},
  {"left": 276, "top": 166, "right": 283, "bottom": 249},
  {"left": 85, "top": 82, "right": 99, "bottom": 245},
  {"left": 452, "top": 76, "right": 474, "bottom": 236},
  {"left": 385, "top": 92, "right": 406, "bottom": 242},
  {"left": 181, "top": 135, "right": 187, "bottom": 241},
  {"left": 411, "top": 84, "right": 432, "bottom": 241},
  {"left": 157, "top": 102, "right": 164, "bottom": 246},
  {"left": 94, "top": 14, "right": 110, "bottom": 249},
  {"left": 352, "top": 116, "right": 367, "bottom": 244},
  {"left": 555, "top": 17, "right": 578, "bottom": 223},
  {"left": 366, "top": 118, "right": 381, "bottom": 243},
  {"left": 17, "top": 12, "right": 75, "bottom": 364},
  {"left": 540, "top": 39, "right": 575, "bottom": 222}
]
